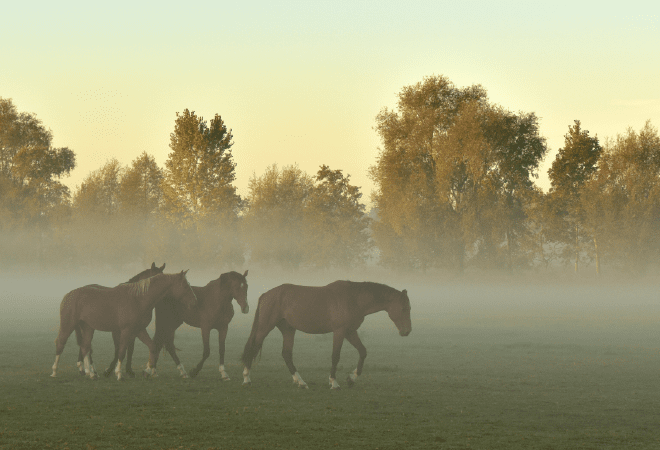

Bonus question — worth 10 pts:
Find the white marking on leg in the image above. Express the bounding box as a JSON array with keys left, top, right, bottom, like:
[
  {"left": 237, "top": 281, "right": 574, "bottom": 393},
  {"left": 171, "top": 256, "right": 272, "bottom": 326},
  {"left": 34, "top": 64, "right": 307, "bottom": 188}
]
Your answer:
[
  {"left": 329, "top": 377, "right": 340, "bottom": 389},
  {"left": 115, "top": 360, "right": 122, "bottom": 381},
  {"left": 349, "top": 368, "right": 358, "bottom": 382},
  {"left": 90, "top": 364, "right": 98, "bottom": 379},
  {"left": 77, "top": 361, "right": 83, "bottom": 373},
  {"left": 242, "top": 366, "right": 251, "bottom": 385},
  {"left": 219, "top": 364, "right": 230, "bottom": 381},
  {"left": 177, "top": 364, "right": 188, "bottom": 378},
  {"left": 293, "top": 371, "right": 308, "bottom": 389},
  {"left": 51, "top": 355, "right": 60, "bottom": 377},
  {"left": 84, "top": 354, "right": 91, "bottom": 377}
]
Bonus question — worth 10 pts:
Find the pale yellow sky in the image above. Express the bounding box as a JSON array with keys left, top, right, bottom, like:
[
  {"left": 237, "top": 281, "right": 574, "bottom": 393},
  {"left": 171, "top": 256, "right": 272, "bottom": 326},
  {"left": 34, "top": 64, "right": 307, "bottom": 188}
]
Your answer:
[{"left": 2, "top": 2, "right": 658, "bottom": 204}]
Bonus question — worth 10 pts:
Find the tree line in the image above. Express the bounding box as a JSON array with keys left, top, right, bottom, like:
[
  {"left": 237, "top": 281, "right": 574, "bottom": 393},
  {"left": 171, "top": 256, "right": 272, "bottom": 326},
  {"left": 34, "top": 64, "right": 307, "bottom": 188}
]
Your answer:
[{"left": 1, "top": 75, "right": 658, "bottom": 274}]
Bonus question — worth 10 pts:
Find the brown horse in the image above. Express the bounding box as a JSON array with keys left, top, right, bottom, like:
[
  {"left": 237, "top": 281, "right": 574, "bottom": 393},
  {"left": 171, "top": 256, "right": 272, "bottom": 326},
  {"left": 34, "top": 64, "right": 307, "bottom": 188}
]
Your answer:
[
  {"left": 75, "top": 262, "right": 166, "bottom": 378},
  {"left": 143, "top": 270, "right": 250, "bottom": 379},
  {"left": 241, "top": 281, "right": 411, "bottom": 389},
  {"left": 51, "top": 271, "right": 196, "bottom": 380}
]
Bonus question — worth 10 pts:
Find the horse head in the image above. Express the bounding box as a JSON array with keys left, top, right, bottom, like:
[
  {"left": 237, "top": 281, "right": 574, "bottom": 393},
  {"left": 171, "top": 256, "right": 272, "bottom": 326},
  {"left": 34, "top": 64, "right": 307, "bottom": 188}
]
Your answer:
[
  {"left": 386, "top": 288, "right": 412, "bottom": 337},
  {"left": 220, "top": 270, "right": 249, "bottom": 314}
]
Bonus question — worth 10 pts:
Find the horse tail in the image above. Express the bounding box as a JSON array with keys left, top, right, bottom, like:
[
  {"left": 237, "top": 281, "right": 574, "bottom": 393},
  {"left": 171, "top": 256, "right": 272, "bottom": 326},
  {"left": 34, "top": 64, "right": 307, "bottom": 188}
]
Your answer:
[{"left": 241, "top": 293, "right": 265, "bottom": 367}]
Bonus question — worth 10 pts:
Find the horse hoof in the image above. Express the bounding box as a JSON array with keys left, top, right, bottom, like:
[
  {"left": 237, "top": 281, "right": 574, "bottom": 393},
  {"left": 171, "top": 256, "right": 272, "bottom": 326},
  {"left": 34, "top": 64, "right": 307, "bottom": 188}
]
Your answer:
[
  {"left": 242, "top": 381, "right": 251, "bottom": 387},
  {"left": 346, "top": 376, "right": 355, "bottom": 388},
  {"left": 142, "top": 371, "right": 151, "bottom": 379},
  {"left": 189, "top": 370, "right": 199, "bottom": 379},
  {"left": 181, "top": 374, "right": 189, "bottom": 379},
  {"left": 104, "top": 369, "right": 112, "bottom": 378},
  {"left": 222, "top": 376, "right": 231, "bottom": 382},
  {"left": 299, "top": 384, "right": 309, "bottom": 389},
  {"left": 126, "top": 370, "right": 136, "bottom": 379}
]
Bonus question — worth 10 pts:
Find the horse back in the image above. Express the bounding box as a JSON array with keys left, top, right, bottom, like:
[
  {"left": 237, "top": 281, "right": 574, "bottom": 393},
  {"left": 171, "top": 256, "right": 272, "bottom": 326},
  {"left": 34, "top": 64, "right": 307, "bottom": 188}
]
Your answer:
[{"left": 263, "top": 282, "right": 365, "bottom": 334}]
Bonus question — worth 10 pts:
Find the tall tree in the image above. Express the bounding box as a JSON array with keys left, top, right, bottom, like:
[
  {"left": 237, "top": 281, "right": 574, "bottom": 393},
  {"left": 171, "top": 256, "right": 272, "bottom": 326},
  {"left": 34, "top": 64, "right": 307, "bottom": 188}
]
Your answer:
[
  {"left": 118, "top": 152, "right": 165, "bottom": 263},
  {"left": 370, "top": 76, "right": 547, "bottom": 271},
  {"left": 0, "top": 97, "right": 75, "bottom": 267},
  {"left": 583, "top": 121, "right": 660, "bottom": 272},
  {"left": 71, "top": 159, "right": 127, "bottom": 267},
  {"left": 161, "top": 109, "right": 242, "bottom": 265},
  {"left": 547, "top": 120, "right": 602, "bottom": 273},
  {"left": 243, "top": 164, "right": 313, "bottom": 269},
  {"left": 162, "top": 109, "right": 239, "bottom": 224},
  {"left": 304, "top": 165, "right": 372, "bottom": 268},
  {"left": 370, "top": 76, "right": 488, "bottom": 270}
]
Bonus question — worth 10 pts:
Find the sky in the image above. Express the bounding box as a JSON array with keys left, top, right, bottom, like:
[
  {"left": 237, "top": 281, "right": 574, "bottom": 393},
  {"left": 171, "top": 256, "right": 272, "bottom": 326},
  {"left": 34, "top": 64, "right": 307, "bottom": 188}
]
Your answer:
[{"left": 2, "top": 1, "right": 659, "bottom": 204}]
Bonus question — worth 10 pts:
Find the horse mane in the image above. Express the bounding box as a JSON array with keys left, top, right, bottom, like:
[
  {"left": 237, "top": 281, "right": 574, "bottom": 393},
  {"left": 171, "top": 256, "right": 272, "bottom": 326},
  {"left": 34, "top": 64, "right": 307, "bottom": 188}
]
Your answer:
[
  {"left": 124, "top": 276, "right": 153, "bottom": 297},
  {"left": 355, "top": 281, "right": 399, "bottom": 303}
]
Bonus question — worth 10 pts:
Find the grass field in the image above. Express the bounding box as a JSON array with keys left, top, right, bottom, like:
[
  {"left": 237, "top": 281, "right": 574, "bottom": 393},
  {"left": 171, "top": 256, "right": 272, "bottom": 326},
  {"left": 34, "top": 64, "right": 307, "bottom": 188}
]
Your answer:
[{"left": 2, "top": 273, "right": 660, "bottom": 449}]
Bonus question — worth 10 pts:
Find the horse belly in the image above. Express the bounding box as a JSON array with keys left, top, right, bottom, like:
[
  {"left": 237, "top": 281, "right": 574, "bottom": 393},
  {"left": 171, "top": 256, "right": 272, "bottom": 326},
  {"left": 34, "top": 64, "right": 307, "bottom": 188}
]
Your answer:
[{"left": 80, "top": 302, "right": 119, "bottom": 331}]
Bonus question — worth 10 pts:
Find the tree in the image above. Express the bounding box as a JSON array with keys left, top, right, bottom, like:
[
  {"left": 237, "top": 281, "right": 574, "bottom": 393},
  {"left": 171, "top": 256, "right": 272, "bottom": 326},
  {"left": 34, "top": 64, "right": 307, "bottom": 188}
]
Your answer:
[
  {"left": 161, "top": 109, "right": 242, "bottom": 265},
  {"left": 583, "top": 121, "right": 660, "bottom": 272},
  {"left": 370, "top": 76, "right": 488, "bottom": 270},
  {"left": 303, "top": 165, "right": 372, "bottom": 268},
  {"left": 243, "top": 164, "right": 313, "bottom": 269},
  {"left": 0, "top": 97, "right": 75, "bottom": 268},
  {"left": 370, "top": 76, "right": 547, "bottom": 272},
  {"left": 118, "top": 152, "right": 165, "bottom": 264},
  {"left": 70, "top": 159, "right": 128, "bottom": 267},
  {"left": 547, "top": 120, "right": 602, "bottom": 273}
]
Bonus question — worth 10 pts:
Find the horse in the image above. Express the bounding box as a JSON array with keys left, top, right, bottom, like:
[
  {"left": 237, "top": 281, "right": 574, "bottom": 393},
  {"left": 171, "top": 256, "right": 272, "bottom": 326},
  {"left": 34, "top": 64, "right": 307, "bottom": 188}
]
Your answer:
[
  {"left": 74, "top": 262, "right": 166, "bottom": 378},
  {"left": 241, "top": 280, "right": 411, "bottom": 389},
  {"left": 142, "top": 270, "right": 250, "bottom": 379},
  {"left": 51, "top": 271, "right": 196, "bottom": 380}
]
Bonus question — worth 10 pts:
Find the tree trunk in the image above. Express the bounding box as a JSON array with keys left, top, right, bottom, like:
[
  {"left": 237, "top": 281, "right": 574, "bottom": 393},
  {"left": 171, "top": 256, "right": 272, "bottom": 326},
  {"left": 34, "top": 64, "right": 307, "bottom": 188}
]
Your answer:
[
  {"left": 574, "top": 224, "right": 579, "bottom": 274},
  {"left": 594, "top": 236, "right": 600, "bottom": 277}
]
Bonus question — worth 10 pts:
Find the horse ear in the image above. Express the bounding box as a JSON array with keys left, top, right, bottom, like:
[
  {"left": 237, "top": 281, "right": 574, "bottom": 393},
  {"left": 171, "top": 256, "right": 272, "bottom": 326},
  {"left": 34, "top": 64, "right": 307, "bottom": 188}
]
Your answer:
[
  {"left": 160, "top": 263, "right": 166, "bottom": 271},
  {"left": 402, "top": 289, "right": 407, "bottom": 295},
  {"left": 243, "top": 270, "right": 248, "bottom": 278},
  {"left": 151, "top": 262, "right": 156, "bottom": 269},
  {"left": 182, "top": 269, "right": 189, "bottom": 276}
]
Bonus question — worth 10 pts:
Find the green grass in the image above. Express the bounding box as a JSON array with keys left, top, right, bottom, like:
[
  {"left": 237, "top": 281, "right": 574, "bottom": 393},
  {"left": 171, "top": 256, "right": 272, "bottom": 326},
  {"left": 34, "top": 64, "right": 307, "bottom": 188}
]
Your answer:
[{"left": 3, "top": 282, "right": 660, "bottom": 449}]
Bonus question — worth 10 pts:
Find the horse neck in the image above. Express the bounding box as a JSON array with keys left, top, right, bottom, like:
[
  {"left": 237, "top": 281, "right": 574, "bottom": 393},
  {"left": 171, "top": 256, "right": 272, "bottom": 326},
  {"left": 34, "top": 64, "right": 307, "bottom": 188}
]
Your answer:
[
  {"left": 142, "top": 274, "right": 175, "bottom": 309},
  {"left": 202, "top": 280, "right": 232, "bottom": 305},
  {"left": 361, "top": 291, "right": 389, "bottom": 316}
]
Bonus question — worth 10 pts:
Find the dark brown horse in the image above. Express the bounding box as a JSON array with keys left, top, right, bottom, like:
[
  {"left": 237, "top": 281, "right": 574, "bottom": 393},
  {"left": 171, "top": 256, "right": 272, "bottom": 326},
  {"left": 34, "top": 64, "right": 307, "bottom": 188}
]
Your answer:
[
  {"left": 143, "top": 270, "right": 250, "bottom": 379},
  {"left": 51, "top": 271, "right": 196, "bottom": 380},
  {"left": 75, "top": 262, "right": 166, "bottom": 378},
  {"left": 241, "top": 281, "right": 411, "bottom": 389}
]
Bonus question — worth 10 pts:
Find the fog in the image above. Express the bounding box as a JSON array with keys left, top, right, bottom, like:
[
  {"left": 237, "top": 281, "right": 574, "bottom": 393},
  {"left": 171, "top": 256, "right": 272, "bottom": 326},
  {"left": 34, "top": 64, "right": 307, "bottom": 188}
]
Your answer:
[{"left": 3, "top": 263, "right": 659, "bottom": 353}]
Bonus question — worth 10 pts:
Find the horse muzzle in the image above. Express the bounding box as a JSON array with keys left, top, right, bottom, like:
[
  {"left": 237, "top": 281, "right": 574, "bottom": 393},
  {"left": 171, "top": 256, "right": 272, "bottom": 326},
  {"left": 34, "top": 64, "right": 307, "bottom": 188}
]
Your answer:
[
  {"left": 241, "top": 304, "right": 250, "bottom": 314},
  {"left": 399, "top": 329, "right": 411, "bottom": 337}
]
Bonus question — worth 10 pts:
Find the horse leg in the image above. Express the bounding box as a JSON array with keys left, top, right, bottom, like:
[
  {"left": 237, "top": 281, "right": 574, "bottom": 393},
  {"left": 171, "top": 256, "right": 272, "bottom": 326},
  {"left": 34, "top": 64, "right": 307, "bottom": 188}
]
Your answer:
[
  {"left": 217, "top": 324, "right": 230, "bottom": 381},
  {"left": 276, "top": 322, "right": 306, "bottom": 389},
  {"left": 51, "top": 323, "right": 75, "bottom": 377},
  {"left": 189, "top": 326, "right": 211, "bottom": 378},
  {"left": 115, "top": 330, "right": 132, "bottom": 381},
  {"left": 242, "top": 320, "right": 278, "bottom": 385},
  {"left": 164, "top": 337, "right": 187, "bottom": 378},
  {"left": 329, "top": 330, "right": 346, "bottom": 390},
  {"left": 124, "top": 339, "right": 136, "bottom": 378},
  {"left": 133, "top": 329, "right": 157, "bottom": 378},
  {"left": 79, "top": 323, "right": 97, "bottom": 379},
  {"left": 104, "top": 331, "right": 120, "bottom": 377},
  {"left": 144, "top": 333, "right": 164, "bottom": 378},
  {"left": 75, "top": 326, "right": 84, "bottom": 376},
  {"left": 344, "top": 330, "right": 367, "bottom": 387}
]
